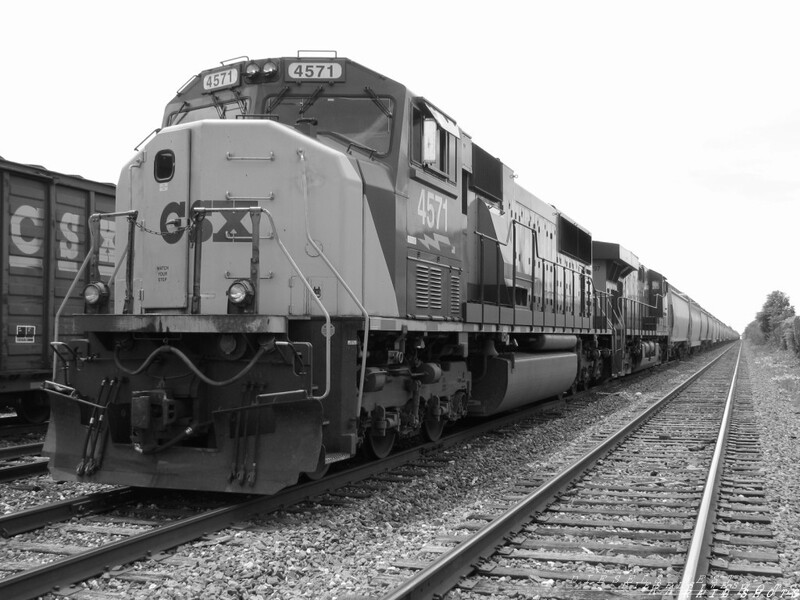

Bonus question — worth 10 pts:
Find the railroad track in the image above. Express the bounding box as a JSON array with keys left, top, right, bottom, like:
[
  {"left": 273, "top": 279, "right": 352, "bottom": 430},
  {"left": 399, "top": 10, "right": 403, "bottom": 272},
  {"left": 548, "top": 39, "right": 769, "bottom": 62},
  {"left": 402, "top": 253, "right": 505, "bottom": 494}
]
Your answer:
[
  {"left": 0, "top": 377, "right": 604, "bottom": 599},
  {"left": 0, "top": 420, "right": 47, "bottom": 438},
  {"left": 380, "top": 342, "right": 787, "bottom": 599},
  {"left": 0, "top": 443, "right": 48, "bottom": 483},
  {"left": 0, "top": 346, "right": 746, "bottom": 599}
]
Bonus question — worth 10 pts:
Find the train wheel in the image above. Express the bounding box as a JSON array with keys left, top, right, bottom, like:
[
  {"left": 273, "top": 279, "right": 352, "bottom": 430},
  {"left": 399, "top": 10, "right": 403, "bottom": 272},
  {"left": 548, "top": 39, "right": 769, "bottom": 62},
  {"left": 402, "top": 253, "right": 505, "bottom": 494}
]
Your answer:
[
  {"left": 17, "top": 392, "right": 50, "bottom": 424},
  {"left": 421, "top": 418, "right": 445, "bottom": 442},
  {"left": 365, "top": 429, "right": 395, "bottom": 459},
  {"left": 302, "top": 446, "right": 329, "bottom": 481}
]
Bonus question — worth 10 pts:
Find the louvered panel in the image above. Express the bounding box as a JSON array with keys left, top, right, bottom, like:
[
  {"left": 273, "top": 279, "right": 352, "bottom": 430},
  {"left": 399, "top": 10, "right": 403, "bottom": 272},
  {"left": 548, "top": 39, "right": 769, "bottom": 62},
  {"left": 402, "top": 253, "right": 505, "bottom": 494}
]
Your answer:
[
  {"left": 450, "top": 273, "right": 461, "bottom": 316},
  {"left": 415, "top": 264, "right": 430, "bottom": 309},
  {"left": 415, "top": 264, "right": 443, "bottom": 310},
  {"left": 429, "top": 267, "right": 443, "bottom": 309}
]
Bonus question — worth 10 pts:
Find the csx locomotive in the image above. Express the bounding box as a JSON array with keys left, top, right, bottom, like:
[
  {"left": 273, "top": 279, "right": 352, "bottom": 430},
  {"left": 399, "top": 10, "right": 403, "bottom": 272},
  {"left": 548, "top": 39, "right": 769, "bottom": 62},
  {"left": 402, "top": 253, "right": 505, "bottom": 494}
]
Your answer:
[{"left": 42, "top": 53, "right": 738, "bottom": 494}]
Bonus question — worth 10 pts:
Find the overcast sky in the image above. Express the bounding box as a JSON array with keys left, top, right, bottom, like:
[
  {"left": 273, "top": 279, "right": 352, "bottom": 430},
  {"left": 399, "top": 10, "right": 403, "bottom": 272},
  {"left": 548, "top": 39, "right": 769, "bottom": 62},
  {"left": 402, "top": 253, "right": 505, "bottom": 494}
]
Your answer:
[{"left": 3, "top": 0, "right": 798, "bottom": 333}]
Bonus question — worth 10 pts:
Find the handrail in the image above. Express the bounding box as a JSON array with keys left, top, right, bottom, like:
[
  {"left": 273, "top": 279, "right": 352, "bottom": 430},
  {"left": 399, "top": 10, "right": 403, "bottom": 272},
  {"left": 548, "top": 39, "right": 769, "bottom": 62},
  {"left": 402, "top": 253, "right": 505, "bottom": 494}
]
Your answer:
[
  {"left": 51, "top": 210, "right": 138, "bottom": 379},
  {"left": 192, "top": 206, "right": 332, "bottom": 402},
  {"left": 475, "top": 219, "right": 593, "bottom": 323},
  {"left": 297, "top": 149, "right": 370, "bottom": 412}
]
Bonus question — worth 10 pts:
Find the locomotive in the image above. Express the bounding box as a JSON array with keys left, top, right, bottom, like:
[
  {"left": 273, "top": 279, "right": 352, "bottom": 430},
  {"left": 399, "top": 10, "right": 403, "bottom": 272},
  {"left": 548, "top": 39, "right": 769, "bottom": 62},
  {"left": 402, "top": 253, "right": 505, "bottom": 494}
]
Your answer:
[{"left": 42, "top": 53, "right": 737, "bottom": 494}]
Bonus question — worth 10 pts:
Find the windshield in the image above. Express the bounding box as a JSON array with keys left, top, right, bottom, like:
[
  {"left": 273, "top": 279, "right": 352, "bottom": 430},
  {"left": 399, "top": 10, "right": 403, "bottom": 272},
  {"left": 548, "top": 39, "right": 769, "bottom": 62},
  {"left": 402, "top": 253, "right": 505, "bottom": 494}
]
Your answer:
[
  {"left": 266, "top": 96, "right": 393, "bottom": 154},
  {"left": 168, "top": 99, "right": 248, "bottom": 126}
]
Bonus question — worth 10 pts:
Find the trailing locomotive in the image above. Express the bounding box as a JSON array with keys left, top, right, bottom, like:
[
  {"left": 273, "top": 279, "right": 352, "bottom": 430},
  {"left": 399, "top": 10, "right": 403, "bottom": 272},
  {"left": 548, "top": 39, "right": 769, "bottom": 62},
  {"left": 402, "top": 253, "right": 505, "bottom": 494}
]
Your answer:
[{"left": 42, "top": 53, "right": 737, "bottom": 493}]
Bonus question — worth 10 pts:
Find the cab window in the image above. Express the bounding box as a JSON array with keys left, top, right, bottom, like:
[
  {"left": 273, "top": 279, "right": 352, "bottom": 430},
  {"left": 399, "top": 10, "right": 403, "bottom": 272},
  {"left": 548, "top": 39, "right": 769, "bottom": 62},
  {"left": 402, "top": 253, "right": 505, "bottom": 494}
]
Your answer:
[
  {"left": 168, "top": 99, "right": 249, "bottom": 125},
  {"left": 411, "top": 103, "right": 458, "bottom": 183},
  {"left": 264, "top": 95, "right": 393, "bottom": 154}
]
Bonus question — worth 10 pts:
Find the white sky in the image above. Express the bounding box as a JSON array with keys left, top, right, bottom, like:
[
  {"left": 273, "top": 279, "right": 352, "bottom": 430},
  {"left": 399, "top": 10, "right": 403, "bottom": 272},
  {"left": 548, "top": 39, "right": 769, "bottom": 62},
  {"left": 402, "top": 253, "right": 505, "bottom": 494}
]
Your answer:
[{"left": 3, "top": 0, "right": 798, "bottom": 334}]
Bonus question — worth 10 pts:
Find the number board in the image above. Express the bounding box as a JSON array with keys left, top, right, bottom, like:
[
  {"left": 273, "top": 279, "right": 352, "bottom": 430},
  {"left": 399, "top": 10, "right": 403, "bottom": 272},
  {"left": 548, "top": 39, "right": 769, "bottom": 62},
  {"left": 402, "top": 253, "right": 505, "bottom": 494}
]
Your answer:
[
  {"left": 202, "top": 67, "right": 239, "bottom": 91},
  {"left": 286, "top": 61, "right": 345, "bottom": 82}
]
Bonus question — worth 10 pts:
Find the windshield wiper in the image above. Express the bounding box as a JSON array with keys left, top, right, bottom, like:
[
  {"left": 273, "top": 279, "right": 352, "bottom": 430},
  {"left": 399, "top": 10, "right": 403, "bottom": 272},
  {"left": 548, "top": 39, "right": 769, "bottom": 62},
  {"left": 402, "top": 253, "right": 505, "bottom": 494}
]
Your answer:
[
  {"left": 317, "top": 131, "right": 378, "bottom": 158},
  {"left": 265, "top": 86, "right": 290, "bottom": 115},
  {"left": 364, "top": 87, "right": 392, "bottom": 118},
  {"left": 299, "top": 86, "right": 324, "bottom": 116},
  {"left": 171, "top": 101, "right": 192, "bottom": 125}
]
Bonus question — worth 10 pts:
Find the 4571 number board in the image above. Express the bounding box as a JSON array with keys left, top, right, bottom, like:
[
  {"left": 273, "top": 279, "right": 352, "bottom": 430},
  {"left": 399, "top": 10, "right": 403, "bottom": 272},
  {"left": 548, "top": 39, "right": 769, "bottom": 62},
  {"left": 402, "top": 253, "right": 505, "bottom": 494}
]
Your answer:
[{"left": 286, "top": 61, "right": 345, "bottom": 82}]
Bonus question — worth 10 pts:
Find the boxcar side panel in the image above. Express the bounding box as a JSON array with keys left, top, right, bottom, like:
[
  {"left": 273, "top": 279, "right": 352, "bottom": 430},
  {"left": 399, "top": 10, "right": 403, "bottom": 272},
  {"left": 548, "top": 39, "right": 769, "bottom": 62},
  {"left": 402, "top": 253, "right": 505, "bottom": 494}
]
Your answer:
[{"left": 0, "top": 159, "right": 115, "bottom": 396}]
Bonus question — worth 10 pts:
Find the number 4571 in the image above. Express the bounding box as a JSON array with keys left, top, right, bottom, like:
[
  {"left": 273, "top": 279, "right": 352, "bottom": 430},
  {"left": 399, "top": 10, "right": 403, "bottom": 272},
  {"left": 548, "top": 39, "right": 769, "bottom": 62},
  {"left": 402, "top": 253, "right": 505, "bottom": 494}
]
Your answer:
[{"left": 417, "top": 189, "right": 448, "bottom": 232}]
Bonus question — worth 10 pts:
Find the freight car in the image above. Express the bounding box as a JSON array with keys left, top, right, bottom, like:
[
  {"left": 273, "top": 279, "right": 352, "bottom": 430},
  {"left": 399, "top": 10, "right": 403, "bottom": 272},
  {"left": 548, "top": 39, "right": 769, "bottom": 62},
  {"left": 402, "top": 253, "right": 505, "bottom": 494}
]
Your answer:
[
  {"left": 0, "top": 158, "right": 115, "bottom": 423},
  {"left": 42, "top": 54, "right": 737, "bottom": 493},
  {"left": 590, "top": 241, "right": 737, "bottom": 381}
]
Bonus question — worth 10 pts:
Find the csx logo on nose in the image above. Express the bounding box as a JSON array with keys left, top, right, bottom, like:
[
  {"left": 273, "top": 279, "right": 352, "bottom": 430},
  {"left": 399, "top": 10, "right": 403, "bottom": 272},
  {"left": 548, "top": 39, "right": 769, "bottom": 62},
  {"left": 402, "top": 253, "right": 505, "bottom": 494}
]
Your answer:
[{"left": 159, "top": 201, "right": 251, "bottom": 244}]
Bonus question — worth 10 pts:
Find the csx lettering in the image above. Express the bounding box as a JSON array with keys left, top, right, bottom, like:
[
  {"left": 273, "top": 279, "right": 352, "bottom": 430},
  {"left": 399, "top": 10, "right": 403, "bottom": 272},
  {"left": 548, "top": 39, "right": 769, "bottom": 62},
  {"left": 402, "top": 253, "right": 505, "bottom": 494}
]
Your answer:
[
  {"left": 60, "top": 212, "right": 80, "bottom": 260},
  {"left": 158, "top": 201, "right": 252, "bottom": 244},
  {"left": 9, "top": 205, "right": 115, "bottom": 269},
  {"left": 159, "top": 202, "right": 186, "bottom": 244},
  {"left": 417, "top": 189, "right": 448, "bottom": 232},
  {"left": 10, "top": 205, "right": 43, "bottom": 255}
]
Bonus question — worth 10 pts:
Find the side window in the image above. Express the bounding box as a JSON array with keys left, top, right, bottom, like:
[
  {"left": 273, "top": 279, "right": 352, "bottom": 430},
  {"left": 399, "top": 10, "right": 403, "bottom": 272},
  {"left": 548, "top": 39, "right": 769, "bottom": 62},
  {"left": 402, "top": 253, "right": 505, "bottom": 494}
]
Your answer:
[{"left": 411, "top": 103, "right": 458, "bottom": 183}]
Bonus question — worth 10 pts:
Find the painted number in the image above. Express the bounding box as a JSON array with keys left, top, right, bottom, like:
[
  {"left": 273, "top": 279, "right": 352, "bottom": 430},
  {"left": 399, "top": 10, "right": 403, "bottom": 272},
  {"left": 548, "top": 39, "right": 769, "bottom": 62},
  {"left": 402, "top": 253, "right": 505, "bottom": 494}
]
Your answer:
[
  {"left": 202, "top": 68, "right": 238, "bottom": 91},
  {"left": 288, "top": 62, "right": 343, "bottom": 80},
  {"left": 417, "top": 190, "right": 448, "bottom": 232}
]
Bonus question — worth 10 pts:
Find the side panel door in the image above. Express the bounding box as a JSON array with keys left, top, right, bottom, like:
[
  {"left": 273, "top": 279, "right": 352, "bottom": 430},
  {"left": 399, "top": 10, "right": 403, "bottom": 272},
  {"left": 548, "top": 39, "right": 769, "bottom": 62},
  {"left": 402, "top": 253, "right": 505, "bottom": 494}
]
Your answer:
[{"left": 139, "top": 129, "right": 191, "bottom": 310}]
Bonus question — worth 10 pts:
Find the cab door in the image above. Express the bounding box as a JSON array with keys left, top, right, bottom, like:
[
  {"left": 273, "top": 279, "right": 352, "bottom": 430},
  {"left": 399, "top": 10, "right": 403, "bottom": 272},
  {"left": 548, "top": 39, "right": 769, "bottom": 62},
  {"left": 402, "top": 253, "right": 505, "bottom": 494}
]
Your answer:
[{"left": 139, "top": 129, "right": 191, "bottom": 310}]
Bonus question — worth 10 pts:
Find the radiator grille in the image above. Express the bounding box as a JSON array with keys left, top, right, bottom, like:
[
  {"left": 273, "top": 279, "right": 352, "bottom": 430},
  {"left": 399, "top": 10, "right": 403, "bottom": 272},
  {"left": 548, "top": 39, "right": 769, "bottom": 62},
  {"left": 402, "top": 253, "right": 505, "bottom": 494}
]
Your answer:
[{"left": 415, "top": 264, "right": 443, "bottom": 310}]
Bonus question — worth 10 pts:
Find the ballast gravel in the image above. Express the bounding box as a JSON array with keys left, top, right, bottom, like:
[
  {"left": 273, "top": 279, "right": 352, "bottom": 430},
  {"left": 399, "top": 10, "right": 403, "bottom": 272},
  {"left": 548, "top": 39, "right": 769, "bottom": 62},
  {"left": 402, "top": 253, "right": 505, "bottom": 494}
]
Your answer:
[
  {"left": 6, "top": 343, "right": 796, "bottom": 599},
  {"left": 743, "top": 343, "right": 800, "bottom": 589}
]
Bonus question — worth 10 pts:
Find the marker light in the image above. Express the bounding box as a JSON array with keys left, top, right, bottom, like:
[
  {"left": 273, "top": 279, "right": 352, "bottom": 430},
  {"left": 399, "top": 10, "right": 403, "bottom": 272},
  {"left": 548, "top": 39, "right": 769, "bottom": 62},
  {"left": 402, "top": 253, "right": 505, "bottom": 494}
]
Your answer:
[
  {"left": 83, "top": 282, "right": 110, "bottom": 306},
  {"left": 228, "top": 280, "right": 255, "bottom": 305}
]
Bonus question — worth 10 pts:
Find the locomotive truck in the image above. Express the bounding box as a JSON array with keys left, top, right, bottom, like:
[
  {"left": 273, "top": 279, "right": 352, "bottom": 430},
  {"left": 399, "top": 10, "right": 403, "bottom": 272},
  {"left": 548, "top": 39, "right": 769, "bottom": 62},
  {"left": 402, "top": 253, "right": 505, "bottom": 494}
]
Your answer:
[{"left": 42, "top": 53, "right": 737, "bottom": 493}]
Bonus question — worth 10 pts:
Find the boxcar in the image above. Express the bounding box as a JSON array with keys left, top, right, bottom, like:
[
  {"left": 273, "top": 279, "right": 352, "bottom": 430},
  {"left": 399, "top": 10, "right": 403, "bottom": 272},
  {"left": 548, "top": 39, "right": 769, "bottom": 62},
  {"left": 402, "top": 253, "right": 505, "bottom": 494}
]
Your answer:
[{"left": 0, "top": 157, "right": 115, "bottom": 422}]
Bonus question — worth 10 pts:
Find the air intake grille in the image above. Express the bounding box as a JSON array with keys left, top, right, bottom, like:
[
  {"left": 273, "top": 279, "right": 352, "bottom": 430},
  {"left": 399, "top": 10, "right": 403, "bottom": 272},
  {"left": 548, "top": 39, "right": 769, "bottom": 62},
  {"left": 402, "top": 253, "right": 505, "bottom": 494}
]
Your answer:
[
  {"left": 415, "top": 265, "right": 443, "bottom": 310},
  {"left": 450, "top": 273, "right": 461, "bottom": 316}
]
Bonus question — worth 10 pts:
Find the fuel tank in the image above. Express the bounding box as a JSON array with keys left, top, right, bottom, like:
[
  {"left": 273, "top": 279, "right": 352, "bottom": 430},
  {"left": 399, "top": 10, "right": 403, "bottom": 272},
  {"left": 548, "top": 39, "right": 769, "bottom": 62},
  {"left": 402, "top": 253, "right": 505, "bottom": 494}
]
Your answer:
[{"left": 470, "top": 352, "right": 577, "bottom": 416}]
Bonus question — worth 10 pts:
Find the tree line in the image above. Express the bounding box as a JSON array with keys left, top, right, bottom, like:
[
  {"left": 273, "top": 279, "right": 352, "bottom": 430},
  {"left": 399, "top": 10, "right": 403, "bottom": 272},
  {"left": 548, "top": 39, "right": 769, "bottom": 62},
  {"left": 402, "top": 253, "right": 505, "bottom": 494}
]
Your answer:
[{"left": 744, "top": 290, "right": 800, "bottom": 355}]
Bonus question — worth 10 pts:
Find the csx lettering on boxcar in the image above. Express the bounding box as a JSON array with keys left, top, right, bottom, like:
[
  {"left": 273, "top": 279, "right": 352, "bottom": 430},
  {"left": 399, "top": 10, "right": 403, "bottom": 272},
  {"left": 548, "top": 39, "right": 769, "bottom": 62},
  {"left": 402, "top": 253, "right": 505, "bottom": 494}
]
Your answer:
[{"left": 1, "top": 159, "right": 115, "bottom": 423}]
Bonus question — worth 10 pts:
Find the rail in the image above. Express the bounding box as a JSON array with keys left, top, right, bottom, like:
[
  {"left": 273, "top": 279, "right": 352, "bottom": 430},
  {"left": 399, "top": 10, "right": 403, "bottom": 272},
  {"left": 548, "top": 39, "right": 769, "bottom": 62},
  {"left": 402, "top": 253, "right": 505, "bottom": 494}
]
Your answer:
[
  {"left": 379, "top": 345, "right": 736, "bottom": 600},
  {"left": 677, "top": 342, "right": 742, "bottom": 598},
  {"left": 0, "top": 384, "right": 579, "bottom": 599}
]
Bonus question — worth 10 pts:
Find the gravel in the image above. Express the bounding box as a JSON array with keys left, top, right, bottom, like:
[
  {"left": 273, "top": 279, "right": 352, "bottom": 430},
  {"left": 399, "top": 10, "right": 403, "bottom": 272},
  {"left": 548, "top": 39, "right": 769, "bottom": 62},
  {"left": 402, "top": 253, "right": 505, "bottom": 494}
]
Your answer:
[
  {"left": 68, "top": 352, "right": 722, "bottom": 599},
  {"left": 743, "top": 342, "right": 800, "bottom": 588},
  {"left": 6, "top": 343, "right": 796, "bottom": 599}
]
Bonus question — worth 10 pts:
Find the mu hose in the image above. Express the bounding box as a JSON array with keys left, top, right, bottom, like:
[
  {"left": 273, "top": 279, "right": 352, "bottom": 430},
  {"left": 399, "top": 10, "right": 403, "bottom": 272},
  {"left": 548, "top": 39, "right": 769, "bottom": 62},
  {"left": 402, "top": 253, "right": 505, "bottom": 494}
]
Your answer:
[{"left": 113, "top": 344, "right": 268, "bottom": 387}]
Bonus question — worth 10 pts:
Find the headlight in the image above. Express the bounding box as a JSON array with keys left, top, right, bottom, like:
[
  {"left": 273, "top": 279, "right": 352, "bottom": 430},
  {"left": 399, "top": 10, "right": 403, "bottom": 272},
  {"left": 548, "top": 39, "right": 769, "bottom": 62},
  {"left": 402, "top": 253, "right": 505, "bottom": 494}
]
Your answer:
[
  {"left": 245, "top": 62, "right": 261, "bottom": 77},
  {"left": 83, "top": 282, "right": 109, "bottom": 306},
  {"left": 262, "top": 61, "right": 278, "bottom": 79},
  {"left": 228, "top": 280, "right": 254, "bottom": 305}
]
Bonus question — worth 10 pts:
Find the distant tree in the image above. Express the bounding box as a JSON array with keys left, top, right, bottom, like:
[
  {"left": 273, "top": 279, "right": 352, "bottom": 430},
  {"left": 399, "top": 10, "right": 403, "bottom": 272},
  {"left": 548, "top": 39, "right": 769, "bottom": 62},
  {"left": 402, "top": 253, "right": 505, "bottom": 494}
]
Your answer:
[
  {"left": 743, "top": 320, "right": 765, "bottom": 344},
  {"left": 756, "top": 291, "right": 795, "bottom": 341}
]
